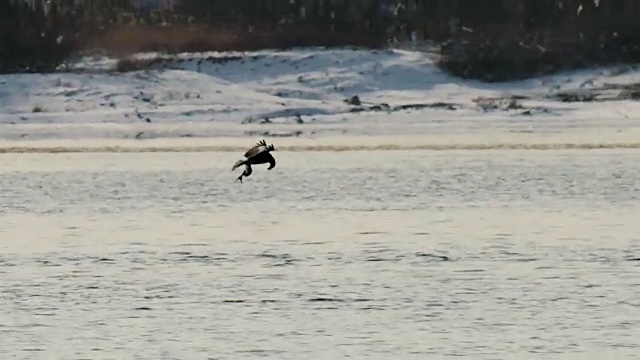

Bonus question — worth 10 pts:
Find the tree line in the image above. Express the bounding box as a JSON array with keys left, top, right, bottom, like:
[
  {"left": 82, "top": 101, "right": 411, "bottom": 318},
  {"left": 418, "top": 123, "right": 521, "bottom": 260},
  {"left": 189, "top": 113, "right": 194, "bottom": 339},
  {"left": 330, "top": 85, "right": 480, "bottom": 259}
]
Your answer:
[{"left": 2, "top": 0, "right": 640, "bottom": 79}]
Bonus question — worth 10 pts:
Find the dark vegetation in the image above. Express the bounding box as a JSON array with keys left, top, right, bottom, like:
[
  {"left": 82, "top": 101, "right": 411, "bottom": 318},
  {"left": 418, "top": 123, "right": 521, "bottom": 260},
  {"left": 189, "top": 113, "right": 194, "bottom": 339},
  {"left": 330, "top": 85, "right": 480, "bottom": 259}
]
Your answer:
[
  {"left": 2, "top": 0, "right": 640, "bottom": 82},
  {"left": 0, "top": 1, "right": 80, "bottom": 73}
]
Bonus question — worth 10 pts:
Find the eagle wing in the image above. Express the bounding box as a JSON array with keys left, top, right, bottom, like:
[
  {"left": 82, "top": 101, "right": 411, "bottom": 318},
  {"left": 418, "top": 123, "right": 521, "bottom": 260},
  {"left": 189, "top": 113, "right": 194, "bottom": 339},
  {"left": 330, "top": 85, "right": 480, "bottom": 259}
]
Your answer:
[{"left": 243, "top": 140, "right": 268, "bottom": 159}]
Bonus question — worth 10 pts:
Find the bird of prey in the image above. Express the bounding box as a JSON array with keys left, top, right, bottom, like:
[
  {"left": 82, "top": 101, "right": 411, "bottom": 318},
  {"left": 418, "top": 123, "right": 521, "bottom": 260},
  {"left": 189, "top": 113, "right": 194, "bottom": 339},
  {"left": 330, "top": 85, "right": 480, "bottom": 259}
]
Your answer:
[{"left": 231, "top": 139, "right": 276, "bottom": 183}]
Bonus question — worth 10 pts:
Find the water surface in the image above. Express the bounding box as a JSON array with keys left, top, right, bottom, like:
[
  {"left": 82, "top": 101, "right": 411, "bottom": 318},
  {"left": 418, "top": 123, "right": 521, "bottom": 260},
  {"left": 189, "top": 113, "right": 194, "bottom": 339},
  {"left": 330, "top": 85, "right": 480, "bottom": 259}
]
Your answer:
[{"left": 1, "top": 149, "right": 639, "bottom": 359}]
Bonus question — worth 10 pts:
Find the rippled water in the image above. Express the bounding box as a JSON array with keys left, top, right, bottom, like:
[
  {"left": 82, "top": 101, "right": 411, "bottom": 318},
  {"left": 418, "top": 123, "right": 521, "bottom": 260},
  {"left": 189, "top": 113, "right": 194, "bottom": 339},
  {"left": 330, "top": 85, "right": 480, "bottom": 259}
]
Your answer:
[{"left": 1, "top": 149, "right": 639, "bottom": 359}]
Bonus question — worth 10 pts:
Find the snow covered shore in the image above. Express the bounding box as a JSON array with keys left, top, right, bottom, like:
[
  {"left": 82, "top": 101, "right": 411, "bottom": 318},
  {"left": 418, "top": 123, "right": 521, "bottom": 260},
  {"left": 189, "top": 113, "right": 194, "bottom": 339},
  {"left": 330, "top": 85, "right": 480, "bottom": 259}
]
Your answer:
[{"left": 1, "top": 47, "right": 640, "bottom": 152}]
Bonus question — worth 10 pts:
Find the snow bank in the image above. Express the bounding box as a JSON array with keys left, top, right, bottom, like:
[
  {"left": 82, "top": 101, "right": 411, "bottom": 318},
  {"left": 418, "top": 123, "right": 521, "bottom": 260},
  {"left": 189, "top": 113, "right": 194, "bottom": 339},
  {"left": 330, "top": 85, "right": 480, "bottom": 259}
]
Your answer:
[{"left": 1, "top": 47, "right": 640, "bottom": 151}]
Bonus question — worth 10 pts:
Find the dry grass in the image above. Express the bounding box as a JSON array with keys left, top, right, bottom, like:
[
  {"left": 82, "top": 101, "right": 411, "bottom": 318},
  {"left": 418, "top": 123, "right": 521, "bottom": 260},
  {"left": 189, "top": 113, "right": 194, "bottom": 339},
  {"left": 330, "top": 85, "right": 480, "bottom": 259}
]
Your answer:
[
  {"left": 80, "top": 23, "right": 386, "bottom": 57},
  {"left": 91, "top": 23, "right": 387, "bottom": 73},
  {"left": 113, "top": 57, "right": 165, "bottom": 72}
]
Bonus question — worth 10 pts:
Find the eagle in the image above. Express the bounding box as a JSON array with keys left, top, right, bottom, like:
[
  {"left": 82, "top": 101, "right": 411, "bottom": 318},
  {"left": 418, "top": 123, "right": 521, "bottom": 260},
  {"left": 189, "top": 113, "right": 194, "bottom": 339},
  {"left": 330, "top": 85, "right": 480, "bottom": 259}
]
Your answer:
[{"left": 231, "top": 139, "right": 276, "bottom": 183}]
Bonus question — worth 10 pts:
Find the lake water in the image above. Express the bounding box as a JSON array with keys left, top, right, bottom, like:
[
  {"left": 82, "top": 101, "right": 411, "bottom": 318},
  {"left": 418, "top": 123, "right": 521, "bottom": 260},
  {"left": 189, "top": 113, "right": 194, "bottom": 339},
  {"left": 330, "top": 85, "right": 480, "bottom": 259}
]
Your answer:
[{"left": 1, "top": 149, "right": 639, "bottom": 359}]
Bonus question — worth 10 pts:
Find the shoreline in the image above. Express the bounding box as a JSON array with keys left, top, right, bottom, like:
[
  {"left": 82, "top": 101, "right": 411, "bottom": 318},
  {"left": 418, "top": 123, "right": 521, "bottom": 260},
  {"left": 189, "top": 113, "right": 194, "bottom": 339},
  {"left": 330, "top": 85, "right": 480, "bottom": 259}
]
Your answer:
[
  {"left": 2, "top": 130, "right": 640, "bottom": 154},
  {"left": 2, "top": 47, "right": 639, "bottom": 151}
]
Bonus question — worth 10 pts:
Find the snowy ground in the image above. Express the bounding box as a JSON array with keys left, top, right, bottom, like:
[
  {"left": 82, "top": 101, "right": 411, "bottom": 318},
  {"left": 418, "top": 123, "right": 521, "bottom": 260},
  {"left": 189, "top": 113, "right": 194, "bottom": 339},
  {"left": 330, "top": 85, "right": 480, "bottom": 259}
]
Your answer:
[{"left": 1, "top": 47, "right": 640, "bottom": 152}]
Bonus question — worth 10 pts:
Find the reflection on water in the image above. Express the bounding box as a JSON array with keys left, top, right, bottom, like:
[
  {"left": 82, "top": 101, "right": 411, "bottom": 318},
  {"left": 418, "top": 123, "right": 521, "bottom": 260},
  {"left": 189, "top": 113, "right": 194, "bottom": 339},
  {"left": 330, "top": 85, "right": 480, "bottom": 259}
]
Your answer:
[{"left": 1, "top": 150, "right": 639, "bottom": 359}]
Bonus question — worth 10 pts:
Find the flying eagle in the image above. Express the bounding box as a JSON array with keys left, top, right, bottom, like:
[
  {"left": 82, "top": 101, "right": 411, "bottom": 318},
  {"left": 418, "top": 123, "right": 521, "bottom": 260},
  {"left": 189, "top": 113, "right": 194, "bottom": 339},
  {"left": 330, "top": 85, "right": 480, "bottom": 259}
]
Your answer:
[{"left": 231, "top": 139, "right": 276, "bottom": 183}]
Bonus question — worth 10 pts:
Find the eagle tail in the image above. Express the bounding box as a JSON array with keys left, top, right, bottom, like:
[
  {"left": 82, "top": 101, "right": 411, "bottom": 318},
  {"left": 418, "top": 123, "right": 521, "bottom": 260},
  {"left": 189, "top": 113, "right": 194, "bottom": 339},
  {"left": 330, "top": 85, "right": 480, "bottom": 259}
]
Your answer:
[{"left": 231, "top": 159, "right": 245, "bottom": 171}]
